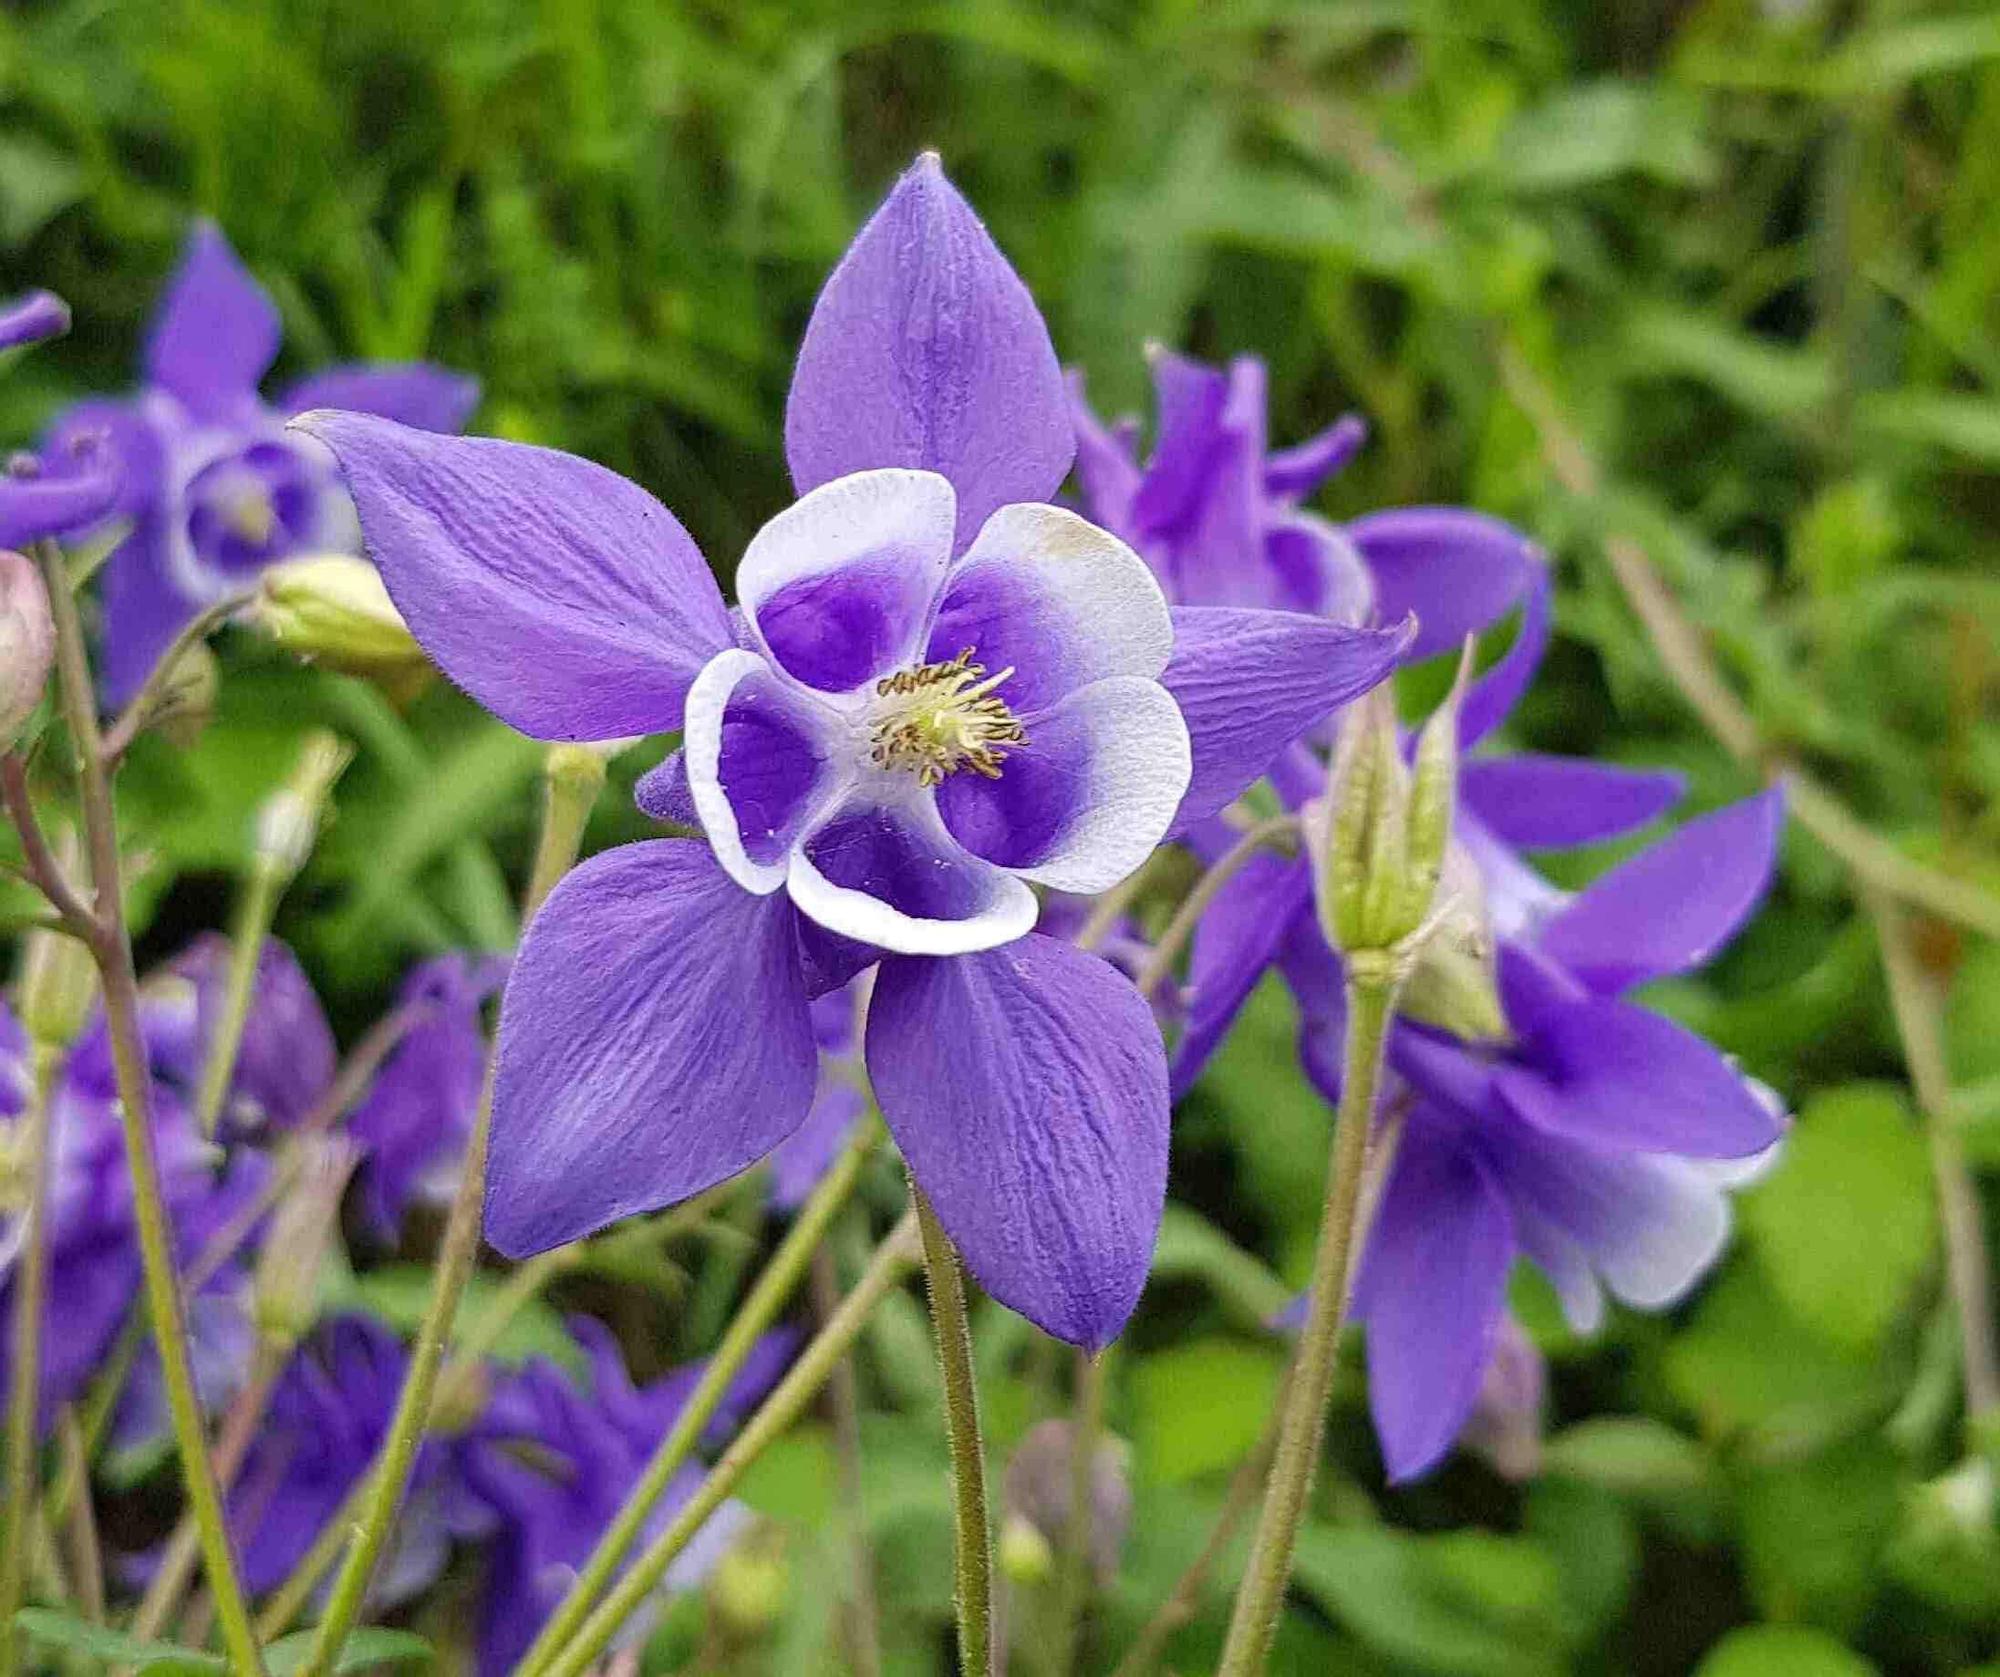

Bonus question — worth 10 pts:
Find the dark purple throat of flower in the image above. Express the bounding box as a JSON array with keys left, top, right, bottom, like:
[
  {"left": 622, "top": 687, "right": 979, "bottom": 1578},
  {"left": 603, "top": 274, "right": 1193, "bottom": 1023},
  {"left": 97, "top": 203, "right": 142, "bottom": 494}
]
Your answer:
[{"left": 868, "top": 645, "right": 1025, "bottom": 788}]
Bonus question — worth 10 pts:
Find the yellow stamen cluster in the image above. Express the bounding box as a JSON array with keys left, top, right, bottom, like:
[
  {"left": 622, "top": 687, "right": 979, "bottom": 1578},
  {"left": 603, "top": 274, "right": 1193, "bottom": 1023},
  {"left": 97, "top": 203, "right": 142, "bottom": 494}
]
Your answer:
[{"left": 869, "top": 646, "right": 1025, "bottom": 787}]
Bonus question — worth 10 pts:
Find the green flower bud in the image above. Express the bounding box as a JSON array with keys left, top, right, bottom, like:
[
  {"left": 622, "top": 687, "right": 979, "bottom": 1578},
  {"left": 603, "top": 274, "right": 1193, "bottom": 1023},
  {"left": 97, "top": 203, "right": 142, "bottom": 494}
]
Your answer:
[
  {"left": 1396, "top": 849, "right": 1507, "bottom": 1044},
  {"left": 999, "top": 1512, "right": 1055, "bottom": 1585},
  {"left": 709, "top": 1530, "right": 787, "bottom": 1635},
  {"left": 0, "top": 549, "right": 54, "bottom": 751},
  {"left": 251, "top": 1135, "right": 356, "bottom": 1352},
  {"left": 150, "top": 640, "right": 219, "bottom": 749},
  {"left": 248, "top": 555, "right": 428, "bottom": 678},
  {"left": 254, "top": 729, "right": 353, "bottom": 878}
]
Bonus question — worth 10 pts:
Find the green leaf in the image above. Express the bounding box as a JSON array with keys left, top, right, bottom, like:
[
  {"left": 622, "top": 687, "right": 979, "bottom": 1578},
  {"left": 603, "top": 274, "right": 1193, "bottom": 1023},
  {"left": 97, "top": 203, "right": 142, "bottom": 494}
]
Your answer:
[
  {"left": 13, "top": 1610, "right": 223, "bottom": 1674},
  {"left": 1736, "top": 1435, "right": 1903, "bottom": 1630},
  {"left": 1150, "top": 1204, "right": 1294, "bottom": 1330},
  {"left": 1541, "top": 1417, "right": 1717, "bottom": 1503},
  {"left": 265, "top": 1626, "right": 434, "bottom": 1672},
  {"left": 1131, "top": 1337, "right": 1286, "bottom": 1485},
  {"left": 1694, "top": 1625, "right": 1879, "bottom": 1677},
  {"left": 1742, "top": 1084, "right": 1938, "bottom": 1350}
]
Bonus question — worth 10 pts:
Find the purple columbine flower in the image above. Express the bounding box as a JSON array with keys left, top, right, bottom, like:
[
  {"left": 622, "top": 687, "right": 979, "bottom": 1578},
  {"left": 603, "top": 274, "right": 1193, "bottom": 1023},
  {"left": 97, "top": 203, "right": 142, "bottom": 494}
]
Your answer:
[
  {"left": 1181, "top": 573, "right": 1788, "bottom": 1480},
  {"left": 1071, "top": 350, "right": 1535, "bottom": 665},
  {"left": 41, "top": 225, "right": 478, "bottom": 701},
  {"left": 348, "top": 952, "right": 509, "bottom": 1238},
  {"left": 2, "top": 289, "right": 123, "bottom": 548},
  {"left": 296, "top": 154, "right": 1410, "bottom": 1349}
]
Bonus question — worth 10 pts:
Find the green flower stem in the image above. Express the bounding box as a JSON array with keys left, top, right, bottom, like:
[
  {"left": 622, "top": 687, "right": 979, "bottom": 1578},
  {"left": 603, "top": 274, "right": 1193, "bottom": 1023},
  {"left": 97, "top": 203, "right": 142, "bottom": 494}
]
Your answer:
[
  {"left": 0, "top": 1043, "right": 62, "bottom": 1677},
  {"left": 192, "top": 858, "right": 283, "bottom": 1140},
  {"left": 516, "top": 1119, "right": 881, "bottom": 1677},
  {"left": 1132, "top": 814, "right": 1297, "bottom": 1002},
  {"left": 294, "top": 740, "right": 602, "bottom": 1677},
  {"left": 539, "top": 1210, "right": 923, "bottom": 1677},
  {"left": 915, "top": 1182, "right": 995, "bottom": 1677},
  {"left": 813, "top": 1236, "right": 884, "bottom": 1677},
  {"left": 1215, "top": 971, "right": 1398, "bottom": 1677},
  {"left": 33, "top": 540, "right": 267, "bottom": 1676},
  {"left": 54, "top": 1411, "right": 103, "bottom": 1626},
  {"left": 1048, "top": 1345, "right": 1107, "bottom": 1677}
]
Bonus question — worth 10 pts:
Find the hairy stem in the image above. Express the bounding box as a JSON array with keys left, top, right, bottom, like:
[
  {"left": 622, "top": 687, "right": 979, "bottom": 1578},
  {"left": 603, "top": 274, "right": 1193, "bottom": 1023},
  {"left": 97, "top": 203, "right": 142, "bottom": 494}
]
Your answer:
[
  {"left": 1216, "top": 975, "right": 1396, "bottom": 1676},
  {"left": 915, "top": 1183, "right": 994, "bottom": 1677},
  {"left": 539, "top": 1211, "right": 922, "bottom": 1677},
  {"left": 34, "top": 539, "right": 266, "bottom": 1675},
  {"left": 813, "top": 1237, "right": 883, "bottom": 1677},
  {"left": 516, "top": 1121, "right": 878, "bottom": 1676}
]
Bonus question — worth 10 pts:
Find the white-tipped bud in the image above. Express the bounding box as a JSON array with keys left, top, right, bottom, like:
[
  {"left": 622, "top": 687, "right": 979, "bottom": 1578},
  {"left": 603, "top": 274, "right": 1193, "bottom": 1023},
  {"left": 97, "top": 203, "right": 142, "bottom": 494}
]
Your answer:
[
  {"left": 0, "top": 550, "right": 54, "bottom": 750},
  {"left": 254, "top": 729, "right": 353, "bottom": 878},
  {"left": 251, "top": 1134, "right": 356, "bottom": 1351},
  {"left": 248, "top": 555, "right": 427, "bottom": 678}
]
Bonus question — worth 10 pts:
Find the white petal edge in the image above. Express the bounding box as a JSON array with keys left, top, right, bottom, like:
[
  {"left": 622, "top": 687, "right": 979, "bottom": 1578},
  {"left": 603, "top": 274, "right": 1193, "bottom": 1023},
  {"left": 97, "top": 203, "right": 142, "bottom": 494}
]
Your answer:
[
  {"left": 785, "top": 800, "right": 1039, "bottom": 957},
  {"left": 737, "top": 467, "right": 957, "bottom": 694},
  {"left": 954, "top": 502, "right": 1176, "bottom": 686},
  {"left": 1008, "top": 676, "right": 1192, "bottom": 895},
  {"left": 684, "top": 647, "right": 842, "bottom": 896},
  {"left": 1593, "top": 1156, "right": 1732, "bottom": 1311}
]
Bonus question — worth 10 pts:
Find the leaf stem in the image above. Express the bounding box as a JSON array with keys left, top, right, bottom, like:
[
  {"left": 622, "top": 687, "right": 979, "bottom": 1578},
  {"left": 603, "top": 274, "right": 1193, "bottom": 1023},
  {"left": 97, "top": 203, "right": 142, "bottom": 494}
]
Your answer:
[
  {"left": 192, "top": 860, "right": 283, "bottom": 1140},
  {"left": 1215, "top": 973, "right": 1396, "bottom": 1676}
]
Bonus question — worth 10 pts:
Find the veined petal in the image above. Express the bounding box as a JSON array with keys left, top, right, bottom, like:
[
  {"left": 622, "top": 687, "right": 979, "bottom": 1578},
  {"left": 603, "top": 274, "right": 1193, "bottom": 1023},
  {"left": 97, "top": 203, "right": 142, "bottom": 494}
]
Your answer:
[
  {"left": 278, "top": 364, "right": 479, "bottom": 434},
  {"left": 485, "top": 841, "right": 818, "bottom": 1256},
  {"left": 1494, "top": 947, "right": 1783, "bottom": 1160},
  {"left": 1162, "top": 605, "right": 1414, "bottom": 834},
  {"left": 1350, "top": 507, "right": 1537, "bottom": 664},
  {"left": 787, "top": 799, "right": 1037, "bottom": 957},
  {"left": 145, "top": 223, "right": 281, "bottom": 423},
  {"left": 929, "top": 503, "right": 1173, "bottom": 714},
  {"left": 1536, "top": 788, "right": 1784, "bottom": 993},
  {"left": 737, "top": 468, "right": 956, "bottom": 695},
  {"left": 1460, "top": 755, "right": 1684, "bottom": 850},
  {"left": 1129, "top": 350, "right": 1228, "bottom": 534},
  {"left": 866, "top": 936, "right": 1169, "bottom": 1348},
  {"left": 683, "top": 649, "right": 843, "bottom": 894},
  {"left": 1151, "top": 358, "right": 1269, "bottom": 605},
  {"left": 294, "top": 413, "right": 732, "bottom": 741},
  {"left": 1171, "top": 852, "right": 1312, "bottom": 1096},
  {"left": 785, "top": 154, "right": 1072, "bottom": 550},
  {"left": 0, "top": 291, "right": 68, "bottom": 353},
  {"left": 1351, "top": 1114, "right": 1515, "bottom": 1483},
  {"left": 935, "top": 675, "right": 1189, "bottom": 893}
]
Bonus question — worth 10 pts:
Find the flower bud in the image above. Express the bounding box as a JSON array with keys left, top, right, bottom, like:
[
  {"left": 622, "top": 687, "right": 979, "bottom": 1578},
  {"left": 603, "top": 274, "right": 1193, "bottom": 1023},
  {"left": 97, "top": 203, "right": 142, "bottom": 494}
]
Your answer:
[
  {"left": 254, "top": 729, "right": 353, "bottom": 878},
  {"left": 0, "top": 550, "right": 54, "bottom": 749},
  {"left": 149, "top": 640, "right": 219, "bottom": 749},
  {"left": 251, "top": 1134, "right": 356, "bottom": 1351},
  {"left": 709, "top": 1530, "right": 787, "bottom": 1635},
  {"left": 17, "top": 831, "right": 97, "bottom": 1049},
  {"left": 999, "top": 1512, "right": 1055, "bottom": 1585},
  {"left": 1396, "top": 848, "right": 1507, "bottom": 1043},
  {"left": 1000, "top": 1417, "right": 1134, "bottom": 1590},
  {"left": 248, "top": 555, "right": 428, "bottom": 678}
]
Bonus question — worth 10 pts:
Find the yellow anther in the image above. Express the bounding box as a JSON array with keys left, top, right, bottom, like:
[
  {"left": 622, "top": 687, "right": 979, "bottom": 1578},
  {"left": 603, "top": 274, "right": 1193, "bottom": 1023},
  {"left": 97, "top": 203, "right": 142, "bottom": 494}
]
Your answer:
[{"left": 869, "top": 646, "right": 1026, "bottom": 787}]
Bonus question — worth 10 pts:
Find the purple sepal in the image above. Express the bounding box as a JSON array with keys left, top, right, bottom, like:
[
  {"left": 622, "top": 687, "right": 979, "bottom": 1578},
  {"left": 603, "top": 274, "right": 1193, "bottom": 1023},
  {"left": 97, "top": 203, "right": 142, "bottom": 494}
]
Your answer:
[
  {"left": 785, "top": 154, "right": 1073, "bottom": 550},
  {"left": 279, "top": 364, "right": 480, "bottom": 434},
  {"left": 1170, "top": 852, "right": 1311, "bottom": 1096},
  {"left": 144, "top": 222, "right": 281, "bottom": 424},
  {"left": 866, "top": 937, "right": 1169, "bottom": 1349},
  {"left": 0, "top": 290, "right": 70, "bottom": 353},
  {"left": 1350, "top": 507, "right": 1537, "bottom": 665},
  {"left": 634, "top": 751, "right": 697, "bottom": 825},
  {"left": 1459, "top": 755, "right": 1684, "bottom": 850},
  {"left": 485, "top": 840, "right": 818, "bottom": 1256}
]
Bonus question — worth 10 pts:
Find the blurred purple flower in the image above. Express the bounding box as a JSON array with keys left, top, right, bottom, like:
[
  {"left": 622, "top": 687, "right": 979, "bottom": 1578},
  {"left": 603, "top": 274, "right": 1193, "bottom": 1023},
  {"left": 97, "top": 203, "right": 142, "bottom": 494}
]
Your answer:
[
  {"left": 298, "top": 154, "right": 1409, "bottom": 1349},
  {"left": 349, "top": 952, "right": 508, "bottom": 1238},
  {"left": 2, "top": 289, "right": 122, "bottom": 548},
  {"left": 42, "top": 225, "right": 478, "bottom": 701}
]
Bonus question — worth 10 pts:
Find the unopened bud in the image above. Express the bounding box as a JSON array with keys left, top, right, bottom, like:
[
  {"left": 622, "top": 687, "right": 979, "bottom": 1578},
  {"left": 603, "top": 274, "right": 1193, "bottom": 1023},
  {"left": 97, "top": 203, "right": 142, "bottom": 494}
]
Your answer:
[
  {"left": 1396, "top": 849, "right": 1507, "bottom": 1043},
  {"left": 149, "top": 640, "right": 219, "bottom": 748},
  {"left": 999, "top": 1512, "right": 1055, "bottom": 1585},
  {"left": 1460, "top": 1315, "right": 1545, "bottom": 1481},
  {"left": 18, "top": 827, "right": 97, "bottom": 1047},
  {"left": 0, "top": 550, "right": 54, "bottom": 749},
  {"left": 251, "top": 1134, "right": 356, "bottom": 1350},
  {"left": 1313, "top": 643, "right": 1474, "bottom": 969},
  {"left": 253, "top": 729, "right": 352, "bottom": 877},
  {"left": 1001, "top": 1418, "right": 1134, "bottom": 1590},
  {"left": 248, "top": 555, "right": 427, "bottom": 678},
  {"left": 709, "top": 1530, "right": 787, "bottom": 1634}
]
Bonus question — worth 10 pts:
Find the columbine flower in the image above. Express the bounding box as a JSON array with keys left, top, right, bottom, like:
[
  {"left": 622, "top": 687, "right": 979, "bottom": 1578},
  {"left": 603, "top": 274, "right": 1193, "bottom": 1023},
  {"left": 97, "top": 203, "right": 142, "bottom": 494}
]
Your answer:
[
  {"left": 2, "top": 290, "right": 122, "bottom": 548},
  {"left": 298, "top": 154, "right": 1408, "bottom": 1348},
  {"left": 348, "top": 952, "right": 509, "bottom": 1238},
  {"left": 1071, "top": 350, "right": 1534, "bottom": 664},
  {"left": 41, "top": 225, "right": 477, "bottom": 701},
  {"left": 1178, "top": 571, "right": 1788, "bottom": 1479}
]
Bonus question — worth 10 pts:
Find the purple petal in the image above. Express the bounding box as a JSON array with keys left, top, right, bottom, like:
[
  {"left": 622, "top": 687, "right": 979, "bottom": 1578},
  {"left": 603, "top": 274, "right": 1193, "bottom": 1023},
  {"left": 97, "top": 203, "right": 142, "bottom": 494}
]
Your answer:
[
  {"left": 293, "top": 413, "right": 732, "bottom": 741},
  {"left": 785, "top": 154, "right": 1073, "bottom": 549},
  {"left": 1350, "top": 507, "right": 1536, "bottom": 664},
  {"left": 1352, "top": 1113, "right": 1514, "bottom": 1483},
  {"left": 770, "top": 1082, "right": 865, "bottom": 1211},
  {"left": 1263, "top": 513, "right": 1374, "bottom": 622},
  {"left": 144, "top": 223, "right": 281, "bottom": 422},
  {"left": 1128, "top": 351, "right": 1229, "bottom": 535},
  {"left": 867, "top": 936, "right": 1169, "bottom": 1348},
  {"left": 278, "top": 364, "right": 480, "bottom": 433},
  {"left": 1458, "top": 562, "right": 1551, "bottom": 748},
  {"left": 1493, "top": 947, "right": 1783, "bottom": 1159},
  {"left": 0, "top": 454, "right": 124, "bottom": 550},
  {"left": 737, "top": 469, "right": 954, "bottom": 694},
  {"left": 1263, "top": 413, "right": 1367, "bottom": 501},
  {"left": 0, "top": 291, "right": 69, "bottom": 352},
  {"left": 634, "top": 751, "right": 698, "bottom": 826},
  {"left": 1162, "top": 605, "right": 1414, "bottom": 833},
  {"left": 1459, "top": 755, "right": 1684, "bottom": 850},
  {"left": 1066, "top": 371, "right": 1142, "bottom": 535},
  {"left": 794, "top": 914, "right": 881, "bottom": 1000},
  {"left": 1535, "top": 788, "right": 1784, "bottom": 994},
  {"left": 96, "top": 518, "right": 198, "bottom": 707},
  {"left": 1140, "top": 357, "right": 1268, "bottom": 605},
  {"left": 485, "top": 840, "right": 818, "bottom": 1255},
  {"left": 167, "top": 934, "right": 336, "bottom": 1134},
  {"left": 1171, "top": 853, "right": 1312, "bottom": 1096}
]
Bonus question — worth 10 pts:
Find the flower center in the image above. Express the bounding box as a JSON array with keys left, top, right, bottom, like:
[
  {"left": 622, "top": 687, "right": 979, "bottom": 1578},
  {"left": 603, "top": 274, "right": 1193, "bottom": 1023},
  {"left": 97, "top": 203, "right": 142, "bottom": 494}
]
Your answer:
[{"left": 868, "top": 646, "right": 1025, "bottom": 788}]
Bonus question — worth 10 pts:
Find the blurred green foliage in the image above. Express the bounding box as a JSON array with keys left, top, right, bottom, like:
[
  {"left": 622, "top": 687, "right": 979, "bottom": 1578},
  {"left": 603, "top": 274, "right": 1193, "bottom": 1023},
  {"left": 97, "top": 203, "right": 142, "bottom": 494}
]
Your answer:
[{"left": 3, "top": 0, "right": 1998, "bottom": 1671}]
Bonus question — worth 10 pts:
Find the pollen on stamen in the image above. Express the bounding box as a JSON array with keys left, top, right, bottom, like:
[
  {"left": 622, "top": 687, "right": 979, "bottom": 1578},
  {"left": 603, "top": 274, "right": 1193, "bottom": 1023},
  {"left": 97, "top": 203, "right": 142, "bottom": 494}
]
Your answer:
[{"left": 869, "top": 646, "right": 1026, "bottom": 787}]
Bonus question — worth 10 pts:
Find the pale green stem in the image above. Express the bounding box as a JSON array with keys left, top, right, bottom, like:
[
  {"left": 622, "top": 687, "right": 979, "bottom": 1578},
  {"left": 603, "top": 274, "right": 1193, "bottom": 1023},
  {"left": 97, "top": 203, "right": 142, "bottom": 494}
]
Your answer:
[
  {"left": 295, "top": 741, "right": 601, "bottom": 1677},
  {"left": 1216, "top": 974, "right": 1397, "bottom": 1677},
  {"left": 34, "top": 539, "right": 266, "bottom": 1675},
  {"left": 539, "top": 1211, "right": 922, "bottom": 1677},
  {"left": 515, "top": 1120, "right": 879, "bottom": 1676},
  {"left": 1132, "top": 815, "right": 1297, "bottom": 1002},
  {"left": 54, "top": 1412, "right": 102, "bottom": 1626},
  {"left": 915, "top": 1183, "right": 994, "bottom": 1677},
  {"left": 812, "top": 1237, "right": 883, "bottom": 1677},
  {"left": 193, "top": 859, "right": 283, "bottom": 1140},
  {"left": 1047, "top": 1346, "right": 1108, "bottom": 1677},
  {"left": 0, "top": 1044, "right": 62, "bottom": 1677}
]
